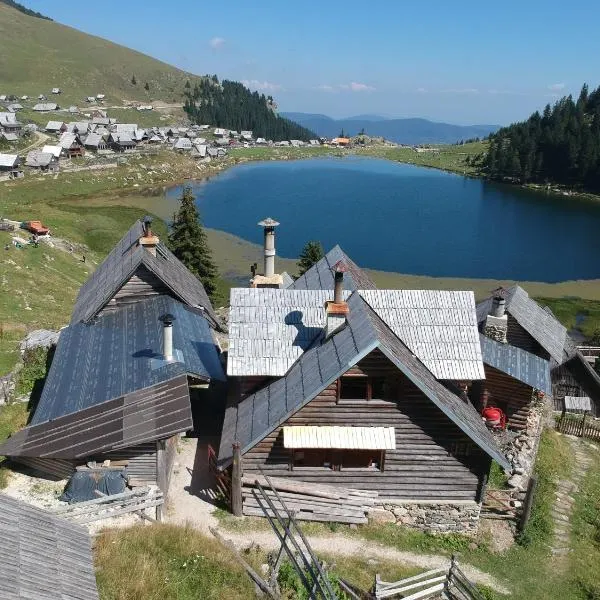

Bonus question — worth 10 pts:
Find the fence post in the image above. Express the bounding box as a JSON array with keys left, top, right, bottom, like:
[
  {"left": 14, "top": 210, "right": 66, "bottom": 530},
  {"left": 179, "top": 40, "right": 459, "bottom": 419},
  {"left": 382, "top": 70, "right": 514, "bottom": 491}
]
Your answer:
[
  {"left": 580, "top": 411, "right": 588, "bottom": 437},
  {"left": 231, "top": 442, "right": 243, "bottom": 517},
  {"left": 519, "top": 475, "right": 537, "bottom": 532},
  {"left": 558, "top": 407, "right": 566, "bottom": 433}
]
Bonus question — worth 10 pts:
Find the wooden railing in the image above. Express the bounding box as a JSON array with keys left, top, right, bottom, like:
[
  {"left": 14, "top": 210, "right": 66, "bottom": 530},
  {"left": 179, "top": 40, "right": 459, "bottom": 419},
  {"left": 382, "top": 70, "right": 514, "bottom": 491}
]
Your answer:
[
  {"left": 208, "top": 444, "right": 231, "bottom": 507},
  {"left": 557, "top": 413, "right": 600, "bottom": 441}
]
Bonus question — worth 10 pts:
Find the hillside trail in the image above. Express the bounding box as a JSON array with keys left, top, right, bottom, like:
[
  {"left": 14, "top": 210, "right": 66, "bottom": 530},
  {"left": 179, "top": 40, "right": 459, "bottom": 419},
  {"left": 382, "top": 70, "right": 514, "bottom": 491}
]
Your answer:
[
  {"left": 20, "top": 131, "right": 49, "bottom": 153},
  {"left": 165, "top": 438, "right": 510, "bottom": 594},
  {"left": 550, "top": 435, "right": 598, "bottom": 564}
]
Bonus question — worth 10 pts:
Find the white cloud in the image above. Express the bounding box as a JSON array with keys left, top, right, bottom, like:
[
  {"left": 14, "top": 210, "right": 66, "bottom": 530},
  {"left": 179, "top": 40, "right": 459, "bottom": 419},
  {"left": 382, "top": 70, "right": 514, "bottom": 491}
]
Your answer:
[
  {"left": 318, "top": 82, "right": 376, "bottom": 92},
  {"left": 416, "top": 87, "right": 427, "bottom": 93},
  {"left": 242, "top": 79, "right": 282, "bottom": 92},
  {"left": 443, "top": 88, "right": 479, "bottom": 94},
  {"left": 349, "top": 81, "right": 375, "bottom": 92},
  {"left": 548, "top": 82, "right": 565, "bottom": 91},
  {"left": 209, "top": 37, "right": 226, "bottom": 49}
]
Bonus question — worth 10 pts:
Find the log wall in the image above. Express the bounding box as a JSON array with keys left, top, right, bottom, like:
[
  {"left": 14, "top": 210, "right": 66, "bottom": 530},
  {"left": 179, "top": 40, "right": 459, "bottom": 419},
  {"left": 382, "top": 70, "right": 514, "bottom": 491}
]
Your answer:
[
  {"left": 99, "top": 265, "right": 173, "bottom": 316},
  {"left": 157, "top": 434, "right": 179, "bottom": 496},
  {"left": 96, "top": 442, "right": 158, "bottom": 487},
  {"left": 242, "top": 350, "right": 490, "bottom": 501},
  {"left": 482, "top": 365, "right": 533, "bottom": 430}
]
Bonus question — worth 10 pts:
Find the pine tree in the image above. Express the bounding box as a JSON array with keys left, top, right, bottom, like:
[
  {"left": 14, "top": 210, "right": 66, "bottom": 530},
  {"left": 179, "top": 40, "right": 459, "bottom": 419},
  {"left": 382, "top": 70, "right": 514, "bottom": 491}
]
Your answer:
[
  {"left": 131, "top": 74, "right": 137, "bottom": 85},
  {"left": 185, "top": 80, "right": 191, "bottom": 89},
  {"left": 168, "top": 187, "right": 219, "bottom": 301},
  {"left": 297, "top": 241, "right": 324, "bottom": 276},
  {"left": 144, "top": 82, "right": 150, "bottom": 91}
]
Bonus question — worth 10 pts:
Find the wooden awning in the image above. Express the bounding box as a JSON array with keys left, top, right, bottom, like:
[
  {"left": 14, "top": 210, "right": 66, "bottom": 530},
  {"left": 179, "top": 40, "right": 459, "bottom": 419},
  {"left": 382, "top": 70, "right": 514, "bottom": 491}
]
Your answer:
[
  {"left": 283, "top": 426, "right": 396, "bottom": 450},
  {"left": 565, "top": 396, "right": 592, "bottom": 412}
]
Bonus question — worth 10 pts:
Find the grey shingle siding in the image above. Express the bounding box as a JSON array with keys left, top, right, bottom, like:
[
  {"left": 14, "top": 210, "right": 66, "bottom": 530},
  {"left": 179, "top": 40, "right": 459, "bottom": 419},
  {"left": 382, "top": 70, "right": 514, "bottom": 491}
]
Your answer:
[{"left": 0, "top": 494, "right": 99, "bottom": 600}]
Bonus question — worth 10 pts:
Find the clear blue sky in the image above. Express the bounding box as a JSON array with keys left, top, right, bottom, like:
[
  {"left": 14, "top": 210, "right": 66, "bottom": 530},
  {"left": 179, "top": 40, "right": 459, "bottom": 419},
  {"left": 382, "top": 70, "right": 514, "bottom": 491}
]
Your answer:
[{"left": 25, "top": 0, "right": 600, "bottom": 125}]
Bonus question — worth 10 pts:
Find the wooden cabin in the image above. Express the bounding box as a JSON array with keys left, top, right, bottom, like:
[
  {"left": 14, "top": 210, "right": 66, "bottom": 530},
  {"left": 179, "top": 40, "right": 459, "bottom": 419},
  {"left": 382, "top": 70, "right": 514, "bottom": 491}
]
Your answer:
[
  {"left": 220, "top": 273, "right": 509, "bottom": 529},
  {"left": 477, "top": 286, "right": 600, "bottom": 417},
  {"left": 0, "top": 219, "right": 226, "bottom": 496}
]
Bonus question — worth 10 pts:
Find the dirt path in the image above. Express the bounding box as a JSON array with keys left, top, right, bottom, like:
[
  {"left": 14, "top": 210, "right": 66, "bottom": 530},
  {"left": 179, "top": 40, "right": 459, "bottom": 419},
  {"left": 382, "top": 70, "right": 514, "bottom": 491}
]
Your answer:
[
  {"left": 165, "top": 439, "right": 509, "bottom": 594},
  {"left": 20, "top": 131, "right": 49, "bottom": 153},
  {"left": 550, "top": 436, "right": 597, "bottom": 561}
]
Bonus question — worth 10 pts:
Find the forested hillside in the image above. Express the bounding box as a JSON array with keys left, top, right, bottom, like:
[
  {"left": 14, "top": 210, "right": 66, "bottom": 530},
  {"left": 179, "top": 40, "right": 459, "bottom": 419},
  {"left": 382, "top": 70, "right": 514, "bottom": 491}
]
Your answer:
[
  {"left": 184, "top": 77, "right": 315, "bottom": 141},
  {"left": 484, "top": 84, "right": 600, "bottom": 191}
]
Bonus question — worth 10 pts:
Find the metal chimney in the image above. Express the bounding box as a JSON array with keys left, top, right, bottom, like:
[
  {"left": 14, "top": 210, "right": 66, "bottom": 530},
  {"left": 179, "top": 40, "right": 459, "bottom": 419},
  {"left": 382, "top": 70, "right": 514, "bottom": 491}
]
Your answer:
[
  {"left": 159, "top": 313, "right": 176, "bottom": 361},
  {"left": 325, "top": 261, "right": 349, "bottom": 338},
  {"left": 491, "top": 296, "right": 506, "bottom": 317},
  {"left": 258, "top": 217, "right": 279, "bottom": 277}
]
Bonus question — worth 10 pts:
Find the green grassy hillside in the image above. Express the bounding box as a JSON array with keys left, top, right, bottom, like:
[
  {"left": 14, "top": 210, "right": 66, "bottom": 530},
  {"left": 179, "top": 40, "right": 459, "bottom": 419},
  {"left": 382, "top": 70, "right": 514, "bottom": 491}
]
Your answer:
[{"left": 0, "top": 2, "right": 203, "bottom": 105}]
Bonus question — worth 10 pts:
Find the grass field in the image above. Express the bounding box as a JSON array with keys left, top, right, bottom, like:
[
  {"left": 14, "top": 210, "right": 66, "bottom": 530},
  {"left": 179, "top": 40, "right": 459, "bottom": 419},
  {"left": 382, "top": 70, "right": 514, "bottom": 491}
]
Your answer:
[{"left": 0, "top": 3, "right": 203, "bottom": 107}]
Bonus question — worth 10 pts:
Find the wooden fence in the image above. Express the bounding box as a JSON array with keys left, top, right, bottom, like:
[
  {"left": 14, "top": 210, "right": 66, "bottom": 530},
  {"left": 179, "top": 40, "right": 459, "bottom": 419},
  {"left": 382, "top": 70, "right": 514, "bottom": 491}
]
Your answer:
[
  {"left": 556, "top": 412, "right": 600, "bottom": 442},
  {"left": 208, "top": 444, "right": 231, "bottom": 507}
]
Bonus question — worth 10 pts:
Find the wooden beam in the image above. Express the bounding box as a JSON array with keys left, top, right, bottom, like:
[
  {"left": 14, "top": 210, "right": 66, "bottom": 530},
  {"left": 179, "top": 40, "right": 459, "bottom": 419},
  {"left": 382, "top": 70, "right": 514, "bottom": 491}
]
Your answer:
[{"left": 232, "top": 442, "right": 243, "bottom": 517}]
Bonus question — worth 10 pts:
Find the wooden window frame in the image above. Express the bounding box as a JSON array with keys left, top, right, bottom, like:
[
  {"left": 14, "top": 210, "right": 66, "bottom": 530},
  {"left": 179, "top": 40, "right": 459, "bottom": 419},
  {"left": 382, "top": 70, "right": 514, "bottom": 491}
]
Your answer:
[
  {"left": 290, "top": 448, "right": 386, "bottom": 472},
  {"left": 336, "top": 375, "right": 387, "bottom": 404}
]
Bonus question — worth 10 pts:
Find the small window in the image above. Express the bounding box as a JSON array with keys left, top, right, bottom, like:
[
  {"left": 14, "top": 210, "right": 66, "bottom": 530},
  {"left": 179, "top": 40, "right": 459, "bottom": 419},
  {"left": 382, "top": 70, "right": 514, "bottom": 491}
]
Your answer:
[
  {"left": 292, "top": 449, "right": 384, "bottom": 471},
  {"left": 339, "top": 377, "right": 368, "bottom": 400},
  {"left": 338, "top": 376, "right": 387, "bottom": 402}
]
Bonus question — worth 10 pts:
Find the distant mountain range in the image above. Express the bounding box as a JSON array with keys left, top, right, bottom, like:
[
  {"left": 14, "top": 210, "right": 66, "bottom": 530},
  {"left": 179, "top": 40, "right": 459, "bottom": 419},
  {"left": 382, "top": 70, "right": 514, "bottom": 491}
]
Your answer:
[{"left": 282, "top": 112, "right": 499, "bottom": 145}]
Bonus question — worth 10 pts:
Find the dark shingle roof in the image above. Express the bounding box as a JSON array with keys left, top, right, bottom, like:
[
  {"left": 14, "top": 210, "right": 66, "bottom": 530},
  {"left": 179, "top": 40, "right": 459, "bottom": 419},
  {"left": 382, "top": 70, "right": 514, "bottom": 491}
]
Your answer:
[
  {"left": 480, "top": 334, "right": 552, "bottom": 395},
  {"left": 0, "top": 494, "right": 99, "bottom": 600},
  {"left": 31, "top": 295, "right": 224, "bottom": 425},
  {"left": 0, "top": 375, "right": 193, "bottom": 459},
  {"left": 71, "top": 220, "right": 222, "bottom": 330},
  {"left": 290, "top": 245, "right": 376, "bottom": 291},
  {"left": 476, "top": 286, "right": 568, "bottom": 364},
  {"left": 219, "top": 292, "right": 509, "bottom": 470}
]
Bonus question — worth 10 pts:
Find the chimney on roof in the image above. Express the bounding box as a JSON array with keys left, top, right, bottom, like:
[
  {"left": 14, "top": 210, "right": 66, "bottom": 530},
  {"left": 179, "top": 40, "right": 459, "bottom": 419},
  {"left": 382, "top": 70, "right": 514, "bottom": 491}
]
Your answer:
[
  {"left": 260, "top": 217, "right": 279, "bottom": 277},
  {"left": 484, "top": 292, "right": 508, "bottom": 343},
  {"left": 139, "top": 215, "right": 159, "bottom": 256},
  {"left": 325, "top": 261, "right": 349, "bottom": 338},
  {"left": 250, "top": 218, "right": 283, "bottom": 288},
  {"left": 159, "top": 313, "right": 176, "bottom": 361}
]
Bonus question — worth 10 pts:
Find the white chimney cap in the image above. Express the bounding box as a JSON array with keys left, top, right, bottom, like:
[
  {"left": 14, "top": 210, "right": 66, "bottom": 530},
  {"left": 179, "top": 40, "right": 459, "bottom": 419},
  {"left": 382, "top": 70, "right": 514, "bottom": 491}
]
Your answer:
[{"left": 258, "top": 217, "right": 280, "bottom": 228}]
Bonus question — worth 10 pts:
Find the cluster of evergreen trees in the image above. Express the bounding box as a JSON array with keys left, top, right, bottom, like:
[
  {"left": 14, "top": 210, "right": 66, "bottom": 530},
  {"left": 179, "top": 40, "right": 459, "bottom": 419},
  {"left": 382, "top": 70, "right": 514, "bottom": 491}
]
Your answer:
[
  {"left": 484, "top": 84, "right": 600, "bottom": 191},
  {"left": 1, "top": 0, "right": 51, "bottom": 20},
  {"left": 183, "top": 76, "right": 315, "bottom": 141}
]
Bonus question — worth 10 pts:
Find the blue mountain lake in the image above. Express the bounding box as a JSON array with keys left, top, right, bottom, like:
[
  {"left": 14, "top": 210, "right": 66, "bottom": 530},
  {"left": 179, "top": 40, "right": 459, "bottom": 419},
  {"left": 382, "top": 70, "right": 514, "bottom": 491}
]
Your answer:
[{"left": 166, "top": 157, "right": 600, "bottom": 282}]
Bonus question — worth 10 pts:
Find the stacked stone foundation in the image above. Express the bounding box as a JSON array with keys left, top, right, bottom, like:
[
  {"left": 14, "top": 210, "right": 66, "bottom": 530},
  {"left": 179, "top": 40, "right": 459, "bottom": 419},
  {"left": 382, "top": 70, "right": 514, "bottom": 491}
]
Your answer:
[{"left": 368, "top": 500, "right": 481, "bottom": 533}]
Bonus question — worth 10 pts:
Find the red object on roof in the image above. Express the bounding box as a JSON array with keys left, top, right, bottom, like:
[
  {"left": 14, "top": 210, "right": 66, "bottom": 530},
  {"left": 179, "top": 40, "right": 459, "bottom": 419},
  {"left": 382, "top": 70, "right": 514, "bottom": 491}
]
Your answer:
[{"left": 25, "top": 221, "right": 50, "bottom": 235}]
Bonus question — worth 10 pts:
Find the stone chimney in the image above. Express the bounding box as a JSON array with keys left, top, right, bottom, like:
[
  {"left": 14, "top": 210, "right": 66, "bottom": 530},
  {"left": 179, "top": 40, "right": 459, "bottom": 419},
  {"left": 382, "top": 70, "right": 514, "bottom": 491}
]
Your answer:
[
  {"left": 324, "top": 261, "right": 349, "bottom": 338},
  {"left": 159, "top": 313, "right": 175, "bottom": 361},
  {"left": 483, "top": 294, "right": 508, "bottom": 343},
  {"left": 139, "top": 215, "right": 159, "bottom": 256},
  {"left": 250, "top": 217, "right": 283, "bottom": 288}
]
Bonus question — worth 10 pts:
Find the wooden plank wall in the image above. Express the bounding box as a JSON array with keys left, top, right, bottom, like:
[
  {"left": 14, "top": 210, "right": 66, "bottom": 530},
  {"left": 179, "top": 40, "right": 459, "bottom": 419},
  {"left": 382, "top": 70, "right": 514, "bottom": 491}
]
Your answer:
[
  {"left": 157, "top": 435, "right": 179, "bottom": 496},
  {"left": 97, "top": 442, "right": 158, "bottom": 487},
  {"left": 99, "top": 265, "right": 173, "bottom": 316},
  {"left": 242, "top": 350, "right": 489, "bottom": 501},
  {"left": 13, "top": 456, "right": 75, "bottom": 480},
  {"left": 506, "top": 316, "right": 550, "bottom": 360},
  {"left": 483, "top": 364, "right": 533, "bottom": 430}
]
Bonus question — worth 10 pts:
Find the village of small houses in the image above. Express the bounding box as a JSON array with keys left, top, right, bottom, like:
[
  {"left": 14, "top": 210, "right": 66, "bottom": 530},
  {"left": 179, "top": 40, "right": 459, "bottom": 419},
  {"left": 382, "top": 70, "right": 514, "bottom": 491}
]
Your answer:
[{"left": 1, "top": 90, "right": 600, "bottom": 600}]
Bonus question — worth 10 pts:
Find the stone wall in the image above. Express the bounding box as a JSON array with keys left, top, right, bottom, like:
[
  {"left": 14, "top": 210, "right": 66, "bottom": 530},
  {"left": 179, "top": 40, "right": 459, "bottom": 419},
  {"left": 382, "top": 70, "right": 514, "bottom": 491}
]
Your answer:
[{"left": 368, "top": 501, "right": 481, "bottom": 533}]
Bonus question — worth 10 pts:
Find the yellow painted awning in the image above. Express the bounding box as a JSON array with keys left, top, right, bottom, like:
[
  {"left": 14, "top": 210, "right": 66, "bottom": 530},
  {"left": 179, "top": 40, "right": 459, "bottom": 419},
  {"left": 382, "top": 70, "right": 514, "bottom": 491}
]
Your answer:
[{"left": 283, "top": 426, "right": 395, "bottom": 450}]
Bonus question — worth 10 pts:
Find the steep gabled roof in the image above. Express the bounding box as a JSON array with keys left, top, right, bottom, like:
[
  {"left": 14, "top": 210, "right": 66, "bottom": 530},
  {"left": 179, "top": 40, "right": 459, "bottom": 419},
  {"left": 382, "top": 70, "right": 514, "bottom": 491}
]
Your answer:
[
  {"left": 70, "top": 220, "right": 221, "bottom": 329},
  {"left": 228, "top": 287, "right": 484, "bottom": 380},
  {"left": 0, "top": 494, "right": 99, "bottom": 600},
  {"left": 480, "top": 334, "right": 552, "bottom": 395},
  {"left": 476, "top": 286, "right": 568, "bottom": 364},
  {"left": 0, "top": 375, "right": 193, "bottom": 460},
  {"left": 31, "top": 295, "right": 224, "bottom": 425},
  {"left": 219, "top": 292, "right": 509, "bottom": 470},
  {"left": 361, "top": 289, "right": 484, "bottom": 380},
  {"left": 290, "top": 245, "right": 376, "bottom": 291}
]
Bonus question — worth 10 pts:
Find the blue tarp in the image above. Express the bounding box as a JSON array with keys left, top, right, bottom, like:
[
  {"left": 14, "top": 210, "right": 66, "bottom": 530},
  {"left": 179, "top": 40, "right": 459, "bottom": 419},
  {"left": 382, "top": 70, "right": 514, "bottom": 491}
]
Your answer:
[{"left": 60, "top": 469, "right": 128, "bottom": 503}]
